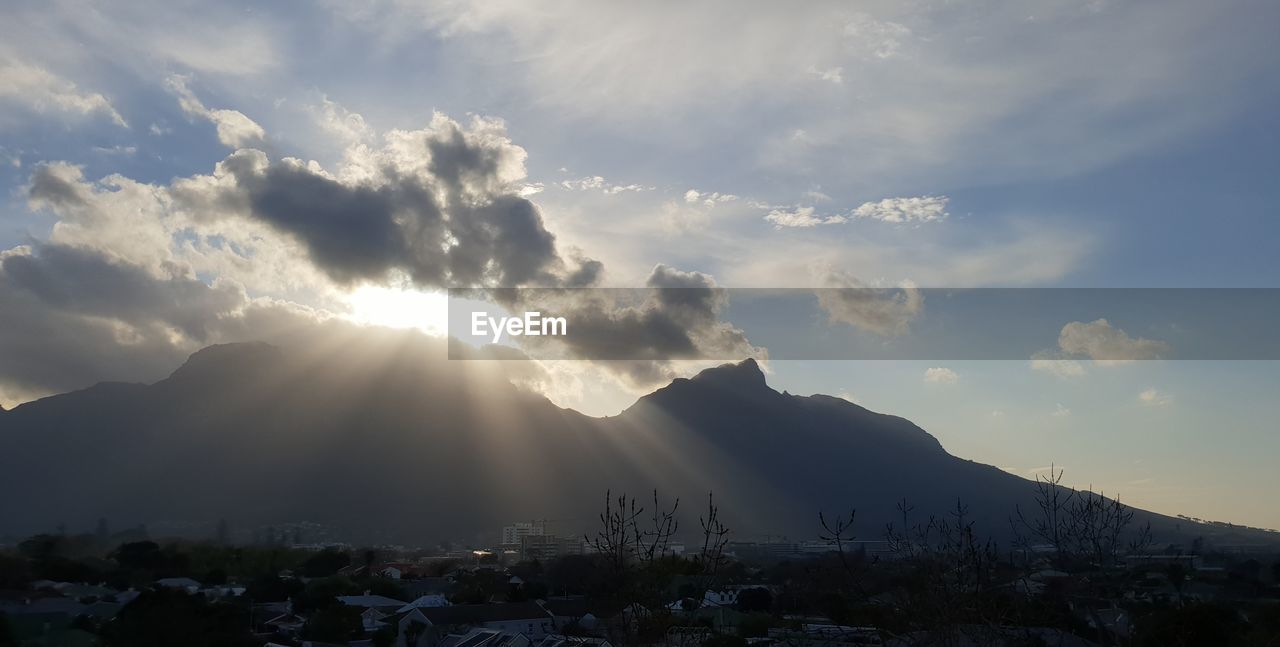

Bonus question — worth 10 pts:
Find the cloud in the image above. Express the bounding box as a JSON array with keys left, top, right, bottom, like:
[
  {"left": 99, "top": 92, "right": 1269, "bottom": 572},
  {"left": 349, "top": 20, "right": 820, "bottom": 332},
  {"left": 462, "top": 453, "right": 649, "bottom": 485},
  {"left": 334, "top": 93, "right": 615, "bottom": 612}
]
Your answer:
[
  {"left": 170, "top": 113, "right": 598, "bottom": 289},
  {"left": 807, "top": 66, "right": 843, "bottom": 84},
  {"left": 764, "top": 206, "right": 846, "bottom": 229},
  {"left": 923, "top": 367, "right": 958, "bottom": 384},
  {"left": 684, "top": 189, "right": 738, "bottom": 206},
  {"left": 813, "top": 268, "right": 921, "bottom": 336},
  {"left": 1058, "top": 319, "right": 1170, "bottom": 363},
  {"left": 763, "top": 196, "right": 947, "bottom": 228},
  {"left": 7, "top": 100, "right": 768, "bottom": 407},
  {"left": 0, "top": 242, "right": 326, "bottom": 403},
  {"left": 1029, "top": 354, "right": 1088, "bottom": 379},
  {"left": 1051, "top": 403, "right": 1071, "bottom": 417},
  {"left": 1031, "top": 319, "right": 1169, "bottom": 377},
  {"left": 837, "top": 391, "right": 860, "bottom": 404},
  {"left": 1139, "top": 388, "right": 1174, "bottom": 407},
  {"left": 329, "top": 0, "right": 1277, "bottom": 193},
  {"left": 558, "top": 175, "right": 653, "bottom": 194},
  {"left": 166, "top": 75, "right": 265, "bottom": 148},
  {"left": 842, "top": 13, "right": 912, "bottom": 60},
  {"left": 7, "top": 109, "right": 617, "bottom": 405},
  {"left": 311, "top": 96, "right": 375, "bottom": 145},
  {"left": 479, "top": 264, "right": 764, "bottom": 387},
  {"left": 0, "top": 59, "right": 126, "bottom": 128},
  {"left": 851, "top": 196, "right": 949, "bottom": 224}
]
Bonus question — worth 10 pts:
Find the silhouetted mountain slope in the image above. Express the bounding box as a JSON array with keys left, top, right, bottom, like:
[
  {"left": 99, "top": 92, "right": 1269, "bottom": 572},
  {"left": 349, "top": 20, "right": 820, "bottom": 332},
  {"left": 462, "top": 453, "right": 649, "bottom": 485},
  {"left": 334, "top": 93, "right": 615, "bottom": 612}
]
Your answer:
[{"left": 0, "top": 336, "right": 1268, "bottom": 547}]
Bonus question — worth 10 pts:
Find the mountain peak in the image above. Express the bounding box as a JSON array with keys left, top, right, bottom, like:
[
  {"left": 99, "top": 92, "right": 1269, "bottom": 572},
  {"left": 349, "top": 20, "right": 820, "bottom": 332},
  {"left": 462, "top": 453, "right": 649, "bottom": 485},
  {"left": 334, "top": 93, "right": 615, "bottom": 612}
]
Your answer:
[
  {"left": 166, "top": 342, "right": 283, "bottom": 384},
  {"left": 690, "top": 357, "right": 768, "bottom": 390}
]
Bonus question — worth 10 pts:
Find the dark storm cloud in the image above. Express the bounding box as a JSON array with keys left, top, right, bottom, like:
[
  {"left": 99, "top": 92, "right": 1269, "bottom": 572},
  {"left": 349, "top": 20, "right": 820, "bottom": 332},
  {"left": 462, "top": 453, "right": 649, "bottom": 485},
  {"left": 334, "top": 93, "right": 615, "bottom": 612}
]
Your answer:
[
  {"left": 220, "top": 154, "right": 422, "bottom": 285},
  {"left": 175, "top": 115, "right": 591, "bottom": 290},
  {"left": 2, "top": 244, "right": 243, "bottom": 339},
  {"left": 0, "top": 244, "right": 319, "bottom": 400},
  {"left": 27, "top": 163, "right": 91, "bottom": 210},
  {"left": 467, "top": 264, "right": 761, "bottom": 387}
]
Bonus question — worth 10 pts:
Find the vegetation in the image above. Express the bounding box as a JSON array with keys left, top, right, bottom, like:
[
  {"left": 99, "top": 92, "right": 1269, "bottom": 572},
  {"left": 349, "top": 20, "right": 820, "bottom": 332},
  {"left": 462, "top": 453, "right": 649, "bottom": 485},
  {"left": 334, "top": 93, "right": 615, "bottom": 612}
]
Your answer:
[{"left": 0, "top": 477, "right": 1278, "bottom": 645}]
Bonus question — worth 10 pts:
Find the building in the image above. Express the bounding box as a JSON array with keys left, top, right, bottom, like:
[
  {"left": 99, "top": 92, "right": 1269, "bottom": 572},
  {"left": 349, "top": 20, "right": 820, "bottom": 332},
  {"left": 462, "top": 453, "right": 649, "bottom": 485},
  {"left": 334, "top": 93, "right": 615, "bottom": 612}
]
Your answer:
[
  {"left": 502, "top": 521, "right": 547, "bottom": 547},
  {"left": 440, "top": 628, "right": 532, "bottom": 647},
  {"left": 519, "top": 534, "right": 585, "bottom": 561},
  {"left": 398, "top": 601, "right": 556, "bottom": 647}
]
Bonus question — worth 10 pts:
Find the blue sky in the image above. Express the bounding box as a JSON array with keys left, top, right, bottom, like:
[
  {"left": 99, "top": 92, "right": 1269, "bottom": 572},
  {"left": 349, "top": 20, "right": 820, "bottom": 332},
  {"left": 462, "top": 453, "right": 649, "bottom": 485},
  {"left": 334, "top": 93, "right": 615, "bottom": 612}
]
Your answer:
[{"left": 2, "top": 0, "right": 1279, "bottom": 529}]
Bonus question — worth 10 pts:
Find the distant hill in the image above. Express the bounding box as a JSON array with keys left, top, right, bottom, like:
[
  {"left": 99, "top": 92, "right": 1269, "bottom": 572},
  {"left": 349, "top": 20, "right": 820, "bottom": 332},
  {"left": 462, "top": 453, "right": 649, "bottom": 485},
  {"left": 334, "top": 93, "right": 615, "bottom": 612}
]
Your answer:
[{"left": 1, "top": 333, "right": 1272, "bottom": 548}]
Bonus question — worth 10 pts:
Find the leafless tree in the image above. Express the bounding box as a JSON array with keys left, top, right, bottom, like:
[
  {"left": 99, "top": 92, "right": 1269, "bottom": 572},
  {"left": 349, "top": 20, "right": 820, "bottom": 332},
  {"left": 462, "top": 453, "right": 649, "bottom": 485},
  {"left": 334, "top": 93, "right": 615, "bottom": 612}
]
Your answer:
[
  {"left": 587, "top": 490, "right": 681, "bottom": 646},
  {"left": 1011, "top": 464, "right": 1075, "bottom": 567},
  {"left": 635, "top": 489, "right": 680, "bottom": 564},
  {"left": 1010, "top": 465, "right": 1152, "bottom": 571},
  {"left": 695, "top": 491, "right": 731, "bottom": 588},
  {"left": 883, "top": 498, "right": 1005, "bottom": 645},
  {"left": 819, "top": 507, "right": 868, "bottom": 591},
  {"left": 1066, "top": 487, "right": 1137, "bottom": 569},
  {"left": 589, "top": 489, "right": 645, "bottom": 572}
]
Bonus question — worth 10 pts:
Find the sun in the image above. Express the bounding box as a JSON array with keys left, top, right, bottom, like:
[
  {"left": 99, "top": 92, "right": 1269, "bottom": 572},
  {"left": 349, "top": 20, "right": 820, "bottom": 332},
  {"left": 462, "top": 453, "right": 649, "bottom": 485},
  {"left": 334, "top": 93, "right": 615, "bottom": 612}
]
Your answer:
[{"left": 345, "top": 285, "right": 449, "bottom": 335}]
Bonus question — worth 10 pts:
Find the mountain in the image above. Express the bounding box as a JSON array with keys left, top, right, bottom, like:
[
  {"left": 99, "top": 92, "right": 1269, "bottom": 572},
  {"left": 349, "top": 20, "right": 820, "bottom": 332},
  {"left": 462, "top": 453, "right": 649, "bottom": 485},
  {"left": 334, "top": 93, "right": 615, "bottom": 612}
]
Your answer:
[{"left": 0, "top": 335, "right": 1265, "bottom": 547}]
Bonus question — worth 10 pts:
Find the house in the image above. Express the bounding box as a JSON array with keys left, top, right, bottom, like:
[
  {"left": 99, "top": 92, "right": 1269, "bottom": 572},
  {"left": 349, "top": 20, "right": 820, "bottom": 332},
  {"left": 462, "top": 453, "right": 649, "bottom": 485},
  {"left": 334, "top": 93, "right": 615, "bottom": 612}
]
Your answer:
[
  {"left": 337, "top": 593, "right": 410, "bottom": 633},
  {"left": 768, "top": 624, "right": 884, "bottom": 647},
  {"left": 1124, "top": 554, "right": 1202, "bottom": 570},
  {"left": 405, "top": 577, "right": 454, "bottom": 598},
  {"left": 440, "top": 628, "right": 532, "bottom": 647},
  {"left": 700, "top": 589, "right": 739, "bottom": 608},
  {"left": 265, "top": 612, "right": 307, "bottom": 637},
  {"left": 362, "top": 607, "right": 397, "bottom": 632},
  {"left": 154, "top": 577, "right": 202, "bottom": 592},
  {"left": 338, "top": 593, "right": 410, "bottom": 612},
  {"left": 535, "top": 636, "right": 613, "bottom": 647},
  {"left": 399, "top": 594, "right": 452, "bottom": 612},
  {"left": 200, "top": 585, "right": 247, "bottom": 599},
  {"left": 0, "top": 597, "right": 94, "bottom": 646},
  {"left": 397, "top": 602, "right": 555, "bottom": 647},
  {"left": 538, "top": 597, "right": 600, "bottom": 633}
]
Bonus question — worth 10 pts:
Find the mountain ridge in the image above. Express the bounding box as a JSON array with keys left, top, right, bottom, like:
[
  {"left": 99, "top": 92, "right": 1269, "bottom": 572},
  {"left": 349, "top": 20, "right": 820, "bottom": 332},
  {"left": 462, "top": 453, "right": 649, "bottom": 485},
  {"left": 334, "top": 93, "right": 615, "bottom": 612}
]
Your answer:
[{"left": 1, "top": 338, "right": 1272, "bottom": 548}]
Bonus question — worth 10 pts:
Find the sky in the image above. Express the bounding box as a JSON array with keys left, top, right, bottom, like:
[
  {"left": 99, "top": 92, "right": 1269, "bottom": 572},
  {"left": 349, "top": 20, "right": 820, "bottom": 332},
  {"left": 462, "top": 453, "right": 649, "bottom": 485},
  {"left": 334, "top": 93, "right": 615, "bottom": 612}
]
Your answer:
[{"left": 1, "top": 0, "right": 1279, "bottom": 529}]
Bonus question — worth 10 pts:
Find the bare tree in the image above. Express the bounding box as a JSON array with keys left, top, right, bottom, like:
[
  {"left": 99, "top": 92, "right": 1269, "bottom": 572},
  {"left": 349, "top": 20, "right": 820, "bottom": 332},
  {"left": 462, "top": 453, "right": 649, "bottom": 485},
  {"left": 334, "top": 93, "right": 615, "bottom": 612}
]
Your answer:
[
  {"left": 881, "top": 498, "right": 1010, "bottom": 645},
  {"left": 1011, "top": 465, "right": 1152, "bottom": 572},
  {"left": 587, "top": 490, "right": 682, "bottom": 646},
  {"left": 635, "top": 490, "right": 680, "bottom": 564},
  {"left": 1011, "top": 464, "right": 1075, "bottom": 567},
  {"left": 819, "top": 507, "right": 868, "bottom": 591},
  {"left": 695, "top": 492, "right": 730, "bottom": 590},
  {"left": 1066, "top": 488, "right": 1137, "bottom": 569},
  {"left": 589, "top": 489, "right": 645, "bottom": 572}
]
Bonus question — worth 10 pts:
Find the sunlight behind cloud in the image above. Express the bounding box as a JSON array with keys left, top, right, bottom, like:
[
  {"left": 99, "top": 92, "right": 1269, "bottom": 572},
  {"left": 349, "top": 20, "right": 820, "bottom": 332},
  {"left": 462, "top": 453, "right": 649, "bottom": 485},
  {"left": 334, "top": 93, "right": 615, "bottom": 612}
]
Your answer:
[{"left": 345, "top": 285, "right": 448, "bottom": 335}]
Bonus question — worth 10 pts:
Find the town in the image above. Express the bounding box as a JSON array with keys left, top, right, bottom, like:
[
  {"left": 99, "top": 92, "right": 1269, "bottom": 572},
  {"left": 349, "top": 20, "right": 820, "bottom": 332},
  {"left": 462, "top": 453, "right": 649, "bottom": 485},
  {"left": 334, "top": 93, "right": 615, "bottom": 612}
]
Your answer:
[{"left": 2, "top": 489, "right": 1279, "bottom": 646}]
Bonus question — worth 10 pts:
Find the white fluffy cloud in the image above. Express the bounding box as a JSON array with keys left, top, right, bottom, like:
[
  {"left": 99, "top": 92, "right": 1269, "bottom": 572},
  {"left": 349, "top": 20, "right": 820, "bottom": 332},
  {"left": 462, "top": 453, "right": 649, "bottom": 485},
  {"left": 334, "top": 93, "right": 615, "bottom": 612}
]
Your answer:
[
  {"left": 166, "top": 76, "right": 265, "bottom": 148},
  {"left": 763, "top": 196, "right": 947, "bottom": 228},
  {"left": 1139, "top": 388, "right": 1174, "bottom": 407},
  {"left": 852, "top": 196, "right": 949, "bottom": 224},
  {"left": 1058, "top": 319, "right": 1169, "bottom": 363},
  {"left": 764, "top": 206, "right": 846, "bottom": 229},
  {"left": 558, "top": 175, "right": 652, "bottom": 194},
  {"left": 1032, "top": 319, "right": 1169, "bottom": 377},
  {"left": 0, "top": 59, "right": 126, "bottom": 128},
  {"left": 1030, "top": 355, "right": 1088, "bottom": 379},
  {"left": 684, "top": 189, "right": 738, "bottom": 207},
  {"left": 923, "top": 367, "right": 958, "bottom": 384}
]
